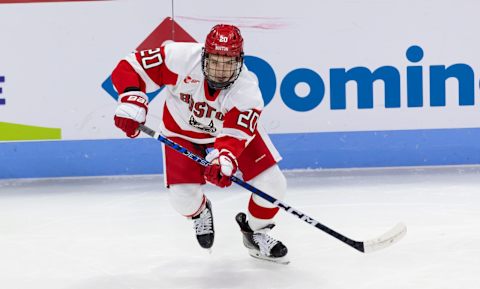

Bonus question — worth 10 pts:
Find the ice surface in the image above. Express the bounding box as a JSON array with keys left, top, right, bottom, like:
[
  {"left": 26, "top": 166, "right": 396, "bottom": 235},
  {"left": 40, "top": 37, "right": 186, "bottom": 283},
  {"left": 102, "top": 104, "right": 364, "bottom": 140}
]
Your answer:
[{"left": 1, "top": 166, "right": 479, "bottom": 289}]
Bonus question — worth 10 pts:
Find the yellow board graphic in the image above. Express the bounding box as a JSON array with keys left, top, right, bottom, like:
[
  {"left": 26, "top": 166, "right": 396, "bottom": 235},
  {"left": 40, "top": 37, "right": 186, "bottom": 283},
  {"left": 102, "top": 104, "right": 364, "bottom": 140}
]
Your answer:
[{"left": 0, "top": 122, "right": 61, "bottom": 141}]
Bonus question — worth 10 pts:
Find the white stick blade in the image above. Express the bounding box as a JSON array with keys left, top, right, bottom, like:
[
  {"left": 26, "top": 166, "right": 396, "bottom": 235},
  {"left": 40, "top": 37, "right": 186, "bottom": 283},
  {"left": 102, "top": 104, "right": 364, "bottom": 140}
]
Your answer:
[{"left": 363, "top": 223, "right": 407, "bottom": 253}]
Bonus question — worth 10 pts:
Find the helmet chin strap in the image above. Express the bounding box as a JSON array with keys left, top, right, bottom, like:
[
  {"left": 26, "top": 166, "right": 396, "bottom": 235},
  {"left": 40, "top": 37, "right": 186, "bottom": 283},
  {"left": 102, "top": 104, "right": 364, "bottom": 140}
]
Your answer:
[{"left": 206, "top": 77, "right": 234, "bottom": 90}]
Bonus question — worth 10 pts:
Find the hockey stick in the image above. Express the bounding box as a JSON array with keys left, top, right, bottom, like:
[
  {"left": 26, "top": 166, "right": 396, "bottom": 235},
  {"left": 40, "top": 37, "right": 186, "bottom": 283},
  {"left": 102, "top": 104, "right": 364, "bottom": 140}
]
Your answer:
[{"left": 138, "top": 124, "right": 407, "bottom": 253}]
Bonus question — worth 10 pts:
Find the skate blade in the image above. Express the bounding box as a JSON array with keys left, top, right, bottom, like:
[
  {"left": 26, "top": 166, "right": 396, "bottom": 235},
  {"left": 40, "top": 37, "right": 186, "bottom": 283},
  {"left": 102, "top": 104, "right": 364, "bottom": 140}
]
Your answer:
[
  {"left": 202, "top": 248, "right": 213, "bottom": 254},
  {"left": 248, "top": 249, "right": 290, "bottom": 265}
]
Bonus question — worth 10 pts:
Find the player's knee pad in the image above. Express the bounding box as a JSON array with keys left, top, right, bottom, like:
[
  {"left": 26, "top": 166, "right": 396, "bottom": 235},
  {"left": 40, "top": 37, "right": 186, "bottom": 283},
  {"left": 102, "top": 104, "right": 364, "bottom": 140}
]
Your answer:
[
  {"left": 168, "top": 184, "right": 205, "bottom": 217},
  {"left": 248, "top": 164, "right": 287, "bottom": 209}
]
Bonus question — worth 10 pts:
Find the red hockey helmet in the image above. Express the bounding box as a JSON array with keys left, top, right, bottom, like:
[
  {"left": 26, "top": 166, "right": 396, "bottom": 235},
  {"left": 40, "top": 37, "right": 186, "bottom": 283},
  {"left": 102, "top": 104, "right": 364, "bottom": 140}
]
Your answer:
[
  {"left": 204, "top": 24, "right": 244, "bottom": 57},
  {"left": 202, "top": 24, "right": 244, "bottom": 89}
]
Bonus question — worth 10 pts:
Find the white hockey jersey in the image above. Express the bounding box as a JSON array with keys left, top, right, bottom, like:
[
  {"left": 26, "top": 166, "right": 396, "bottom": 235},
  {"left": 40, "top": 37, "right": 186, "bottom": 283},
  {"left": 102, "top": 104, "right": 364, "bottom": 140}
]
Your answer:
[{"left": 111, "top": 42, "right": 264, "bottom": 158}]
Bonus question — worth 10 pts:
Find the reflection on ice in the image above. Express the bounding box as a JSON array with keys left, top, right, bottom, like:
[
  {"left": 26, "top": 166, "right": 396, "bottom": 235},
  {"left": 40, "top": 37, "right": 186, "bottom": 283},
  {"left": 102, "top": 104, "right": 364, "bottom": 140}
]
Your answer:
[{"left": 1, "top": 166, "right": 479, "bottom": 289}]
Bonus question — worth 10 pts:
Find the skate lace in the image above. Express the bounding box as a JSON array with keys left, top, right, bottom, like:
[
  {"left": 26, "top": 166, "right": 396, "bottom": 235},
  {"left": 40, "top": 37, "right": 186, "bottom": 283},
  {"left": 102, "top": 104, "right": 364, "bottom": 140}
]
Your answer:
[
  {"left": 252, "top": 233, "right": 279, "bottom": 256},
  {"left": 193, "top": 208, "right": 213, "bottom": 235}
]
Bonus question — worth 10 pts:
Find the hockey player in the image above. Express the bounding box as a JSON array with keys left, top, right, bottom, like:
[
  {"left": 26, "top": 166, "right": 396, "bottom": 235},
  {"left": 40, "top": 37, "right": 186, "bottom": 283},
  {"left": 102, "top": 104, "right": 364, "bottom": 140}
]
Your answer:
[{"left": 112, "top": 24, "right": 288, "bottom": 263}]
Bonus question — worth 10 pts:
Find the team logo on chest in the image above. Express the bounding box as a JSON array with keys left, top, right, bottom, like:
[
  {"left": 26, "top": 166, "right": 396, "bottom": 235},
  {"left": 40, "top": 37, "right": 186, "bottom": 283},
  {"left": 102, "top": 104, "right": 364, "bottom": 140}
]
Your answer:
[{"left": 179, "top": 93, "right": 224, "bottom": 121}]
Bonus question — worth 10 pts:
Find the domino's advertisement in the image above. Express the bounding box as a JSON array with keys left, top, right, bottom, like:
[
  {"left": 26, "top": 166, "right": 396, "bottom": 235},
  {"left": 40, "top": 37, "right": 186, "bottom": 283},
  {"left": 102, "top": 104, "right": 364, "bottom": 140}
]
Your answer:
[{"left": 1, "top": 0, "right": 480, "bottom": 179}]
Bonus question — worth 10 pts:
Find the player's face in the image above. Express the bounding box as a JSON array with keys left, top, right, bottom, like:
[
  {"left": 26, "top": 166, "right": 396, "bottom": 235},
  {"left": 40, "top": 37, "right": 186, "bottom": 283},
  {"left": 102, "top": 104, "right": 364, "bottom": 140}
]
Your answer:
[{"left": 206, "top": 54, "right": 238, "bottom": 83}]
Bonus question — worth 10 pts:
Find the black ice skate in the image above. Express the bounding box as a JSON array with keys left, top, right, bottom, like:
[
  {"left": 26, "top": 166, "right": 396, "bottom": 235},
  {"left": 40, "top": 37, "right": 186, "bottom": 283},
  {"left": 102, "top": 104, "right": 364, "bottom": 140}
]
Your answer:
[
  {"left": 235, "top": 212, "right": 289, "bottom": 264},
  {"left": 192, "top": 199, "right": 214, "bottom": 249}
]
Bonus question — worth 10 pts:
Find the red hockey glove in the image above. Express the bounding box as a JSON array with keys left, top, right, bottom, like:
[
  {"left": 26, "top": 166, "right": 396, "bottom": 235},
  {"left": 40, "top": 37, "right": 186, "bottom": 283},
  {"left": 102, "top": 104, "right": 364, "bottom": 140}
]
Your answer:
[
  {"left": 114, "top": 91, "right": 149, "bottom": 138},
  {"left": 204, "top": 149, "right": 238, "bottom": 188}
]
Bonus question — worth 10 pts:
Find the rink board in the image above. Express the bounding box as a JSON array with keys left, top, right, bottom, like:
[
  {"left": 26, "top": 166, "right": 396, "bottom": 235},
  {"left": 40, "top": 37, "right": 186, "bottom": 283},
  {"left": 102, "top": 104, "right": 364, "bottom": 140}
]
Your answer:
[
  {"left": 1, "top": 127, "right": 479, "bottom": 179},
  {"left": 2, "top": 1, "right": 480, "bottom": 178}
]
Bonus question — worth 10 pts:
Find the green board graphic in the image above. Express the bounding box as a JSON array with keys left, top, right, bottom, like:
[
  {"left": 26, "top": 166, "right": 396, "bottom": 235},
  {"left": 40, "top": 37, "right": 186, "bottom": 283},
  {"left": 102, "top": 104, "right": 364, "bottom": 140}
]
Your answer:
[{"left": 0, "top": 122, "right": 61, "bottom": 141}]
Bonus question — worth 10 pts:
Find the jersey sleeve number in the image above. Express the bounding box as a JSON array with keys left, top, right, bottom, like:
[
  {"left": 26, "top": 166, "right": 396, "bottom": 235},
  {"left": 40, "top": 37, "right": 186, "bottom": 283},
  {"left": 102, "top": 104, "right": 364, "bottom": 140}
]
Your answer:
[
  {"left": 139, "top": 48, "right": 162, "bottom": 69},
  {"left": 237, "top": 110, "right": 260, "bottom": 134}
]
